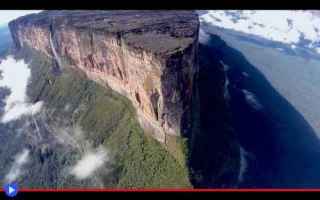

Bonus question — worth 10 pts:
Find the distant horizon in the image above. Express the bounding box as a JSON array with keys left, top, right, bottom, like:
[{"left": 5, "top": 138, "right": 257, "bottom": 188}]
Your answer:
[{"left": 0, "top": 10, "right": 42, "bottom": 26}]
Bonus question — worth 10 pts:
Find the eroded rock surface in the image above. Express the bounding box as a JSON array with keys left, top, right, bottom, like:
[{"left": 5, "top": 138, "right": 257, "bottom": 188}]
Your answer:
[{"left": 9, "top": 10, "right": 199, "bottom": 143}]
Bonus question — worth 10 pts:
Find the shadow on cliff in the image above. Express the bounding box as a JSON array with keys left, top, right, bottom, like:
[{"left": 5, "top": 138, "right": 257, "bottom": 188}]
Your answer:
[
  {"left": 188, "top": 42, "right": 240, "bottom": 188},
  {"left": 191, "top": 34, "right": 320, "bottom": 188}
]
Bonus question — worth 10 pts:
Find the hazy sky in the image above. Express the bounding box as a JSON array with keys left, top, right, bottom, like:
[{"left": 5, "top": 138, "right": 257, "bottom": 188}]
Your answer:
[{"left": 0, "top": 10, "right": 41, "bottom": 26}]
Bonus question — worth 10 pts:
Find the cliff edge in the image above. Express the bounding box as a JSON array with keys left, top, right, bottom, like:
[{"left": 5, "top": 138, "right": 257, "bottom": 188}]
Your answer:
[{"left": 9, "top": 10, "right": 199, "bottom": 143}]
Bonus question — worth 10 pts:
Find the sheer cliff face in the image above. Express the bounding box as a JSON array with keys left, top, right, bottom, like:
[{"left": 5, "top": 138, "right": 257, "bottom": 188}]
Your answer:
[{"left": 9, "top": 11, "right": 199, "bottom": 143}]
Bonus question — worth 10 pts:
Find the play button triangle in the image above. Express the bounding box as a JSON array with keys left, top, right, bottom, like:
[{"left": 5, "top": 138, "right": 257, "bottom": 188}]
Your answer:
[
  {"left": 3, "top": 183, "right": 18, "bottom": 197},
  {"left": 8, "top": 186, "right": 15, "bottom": 194}
]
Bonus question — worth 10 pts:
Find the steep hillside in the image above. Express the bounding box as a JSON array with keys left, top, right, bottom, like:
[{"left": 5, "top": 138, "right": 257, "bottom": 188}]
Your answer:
[
  {"left": 2, "top": 10, "right": 240, "bottom": 188},
  {"left": 0, "top": 45, "right": 191, "bottom": 188}
]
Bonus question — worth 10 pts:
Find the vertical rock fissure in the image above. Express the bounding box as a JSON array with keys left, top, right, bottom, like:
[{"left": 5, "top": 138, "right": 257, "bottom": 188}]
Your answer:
[
  {"left": 49, "top": 24, "right": 63, "bottom": 70},
  {"left": 151, "top": 91, "right": 160, "bottom": 121}
]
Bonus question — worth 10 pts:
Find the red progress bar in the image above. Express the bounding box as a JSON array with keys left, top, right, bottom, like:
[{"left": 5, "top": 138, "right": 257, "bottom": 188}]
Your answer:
[{"left": 1, "top": 189, "right": 320, "bottom": 192}]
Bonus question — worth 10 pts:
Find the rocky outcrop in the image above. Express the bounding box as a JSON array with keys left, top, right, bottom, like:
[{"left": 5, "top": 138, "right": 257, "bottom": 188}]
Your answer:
[{"left": 9, "top": 11, "right": 199, "bottom": 143}]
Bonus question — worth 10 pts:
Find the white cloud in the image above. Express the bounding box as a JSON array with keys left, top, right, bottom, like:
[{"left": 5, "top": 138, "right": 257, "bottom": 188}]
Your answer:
[
  {"left": 0, "top": 56, "right": 43, "bottom": 123},
  {"left": 242, "top": 89, "right": 263, "bottom": 110},
  {"left": 1, "top": 101, "right": 43, "bottom": 123},
  {"left": 199, "top": 28, "right": 210, "bottom": 44},
  {"left": 0, "top": 10, "right": 42, "bottom": 26},
  {"left": 70, "top": 146, "right": 109, "bottom": 180},
  {"left": 200, "top": 10, "right": 320, "bottom": 53},
  {"left": 5, "top": 149, "right": 30, "bottom": 183},
  {"left": 238, "top": 146, "right": 248, "bottom": 182}
]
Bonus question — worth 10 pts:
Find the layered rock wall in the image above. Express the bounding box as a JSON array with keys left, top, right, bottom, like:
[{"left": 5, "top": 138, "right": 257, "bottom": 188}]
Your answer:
[{"left": 9, "top": 11, "right": 199, "bottom": 143}]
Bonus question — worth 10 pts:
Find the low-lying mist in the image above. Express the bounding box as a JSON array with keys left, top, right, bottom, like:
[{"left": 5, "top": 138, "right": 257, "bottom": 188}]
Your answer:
[{"left": 0, "top": 56, "right": 43, "bottom": 123}]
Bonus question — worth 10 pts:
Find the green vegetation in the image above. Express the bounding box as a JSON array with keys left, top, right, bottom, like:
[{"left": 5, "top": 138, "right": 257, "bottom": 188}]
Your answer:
[
  {"left": 106, "top": 122, "right": 190, "bottom": 188},
  {"left": 166, "top": 135, "right": 189, "bottom": 167},
  {"left": 21, "top": 46, "right": 191, "bottom": 188}
]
